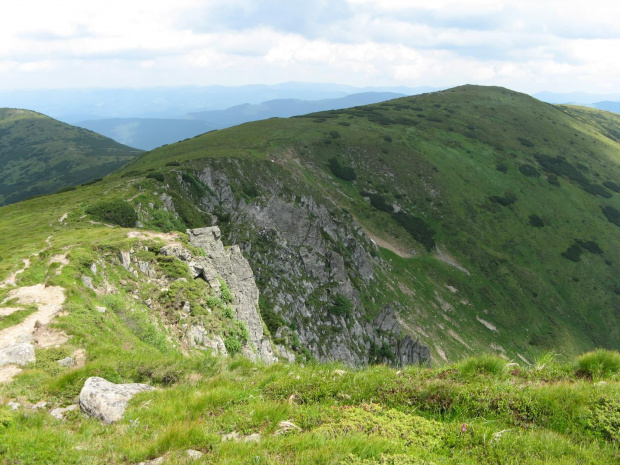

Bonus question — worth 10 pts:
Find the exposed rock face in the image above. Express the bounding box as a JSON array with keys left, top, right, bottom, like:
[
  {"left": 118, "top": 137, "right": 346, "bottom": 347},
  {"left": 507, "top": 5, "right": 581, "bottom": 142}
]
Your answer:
[
  {"left": 185, "top": 325, "right": 228, "bottom": 356},
  {"left": 0, "top": 342, "right": 35, "bottom": 367},
  {"left": 79, "top": 377, "right": 154, "bottom": 423},
  {"left": 186, "top": 227, "right": 277, "bottom": 364},
  {"left": 192, "top": 165, "right": 431, "bottom": 366}
]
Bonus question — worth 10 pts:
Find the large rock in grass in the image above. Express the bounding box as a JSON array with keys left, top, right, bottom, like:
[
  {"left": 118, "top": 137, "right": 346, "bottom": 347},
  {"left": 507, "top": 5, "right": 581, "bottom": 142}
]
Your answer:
[
  {"left": 79, "top": 377, "right": 154, "bottom": 423},
  {"left": 0, "top": 343, "right": 35, "bottom": 367}
]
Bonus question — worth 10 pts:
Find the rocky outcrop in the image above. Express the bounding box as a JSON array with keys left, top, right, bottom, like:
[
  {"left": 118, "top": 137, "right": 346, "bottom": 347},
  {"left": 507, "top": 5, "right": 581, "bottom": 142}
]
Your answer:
[
  {"left": 184, "top": 325, "right": 228, "bottom": 356},
  {"left": 186, "top": 227, "right": 276, "bottom": 364},
  {"left": 190, "top": 165, "right": 431, "bottom": 366},
  {"left": 79, "top": 377, "right": 154, "bottom": 423}
]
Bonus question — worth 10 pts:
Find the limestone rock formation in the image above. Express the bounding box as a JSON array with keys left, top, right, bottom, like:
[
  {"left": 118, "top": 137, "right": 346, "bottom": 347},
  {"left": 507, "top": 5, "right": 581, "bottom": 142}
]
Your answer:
[
  {"left": 180, "top": 226, "right": 276, "bottom": 364},
  {"left": 79, "top": 377, "right": 154, "bottom": 423},
  {"left": 191, "top": 166, "right": 431, "bottom": 366}
]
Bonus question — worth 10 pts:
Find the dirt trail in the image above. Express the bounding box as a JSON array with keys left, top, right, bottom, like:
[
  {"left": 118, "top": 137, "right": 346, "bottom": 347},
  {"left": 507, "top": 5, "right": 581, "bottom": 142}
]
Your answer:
[
  {"left": 0, "top": 284, "right": 66, "bottom": 347},
  {"left": 364, "top": 231, "right": 414, "bottom": 258},
  {"left": 0, "top": 258, "right": 31, "bottom": 288}
]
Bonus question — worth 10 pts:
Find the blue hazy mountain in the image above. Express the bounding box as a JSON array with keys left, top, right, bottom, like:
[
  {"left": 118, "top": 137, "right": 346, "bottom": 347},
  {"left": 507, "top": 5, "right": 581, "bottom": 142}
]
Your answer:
[{"left": 77, "top": 92, "right": 407, "bottom": 149}]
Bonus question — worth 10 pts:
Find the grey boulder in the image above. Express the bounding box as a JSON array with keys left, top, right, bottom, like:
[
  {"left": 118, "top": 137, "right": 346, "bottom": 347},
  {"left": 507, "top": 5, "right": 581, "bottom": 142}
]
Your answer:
[
  {"left": 0, "top": 343, "right": 35, "bottom": 367},
  {"left": 79, "top": 377, "right": 154, "bottom": 423}
]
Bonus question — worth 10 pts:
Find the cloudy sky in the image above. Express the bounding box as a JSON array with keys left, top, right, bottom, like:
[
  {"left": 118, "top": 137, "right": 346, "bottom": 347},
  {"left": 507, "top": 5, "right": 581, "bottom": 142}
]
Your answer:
[{"left": 0, "top": 0, "right": 618, "bottom": 93}]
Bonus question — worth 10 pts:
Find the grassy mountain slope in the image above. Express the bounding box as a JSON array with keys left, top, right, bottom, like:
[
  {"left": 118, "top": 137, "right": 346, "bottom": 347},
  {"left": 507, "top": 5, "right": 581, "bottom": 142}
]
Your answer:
[
  {"left": 0, "top": 85, "right": 619, "bottom": 463},
  {"left": 117, "top": 85, "right": 620, "bottom": 363},
  {"left": 0, "top": 108, "right": 142, "bottom": 205},
  {"left": 1, "top": 85, "right": 619, "bottom": 365}
]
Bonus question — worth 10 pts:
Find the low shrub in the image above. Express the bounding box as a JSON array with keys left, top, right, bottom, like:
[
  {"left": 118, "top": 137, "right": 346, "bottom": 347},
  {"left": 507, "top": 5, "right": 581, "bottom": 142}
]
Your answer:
[
  {"left": 529, "top": 214, "right": 545, "bottom": 227},
  {"left": 56, "top": 186, "right": 76, "bottom": 193},
  {"left": 367, "top": 193, "right": 393, "bottom": 213},
  {"left": 561, "top": 244, "right": 582, "bottom": 262},
  {"left": 392, "top": 211, "right": 436, "bottom": 251},
  {"left": 86, "top": 199, "right": 137, "bottom": 227},
  {"left": 602, "top": 205, "right": 620, "bottom": 227},
  {"left": 146, "top": 172, "right": 165, "bottom": 182},
  {"left": 517, "top": 137, "right": 534, "bottom": 147},
  {"left": 489, "top": 192, "right": 517, "bottom": 206},
  {"left": 329, "top": 295, "right": 353, "bottom": 318},
  {"left": 329, "top": 158, "right": 357, "bottom": 181},
  {"left": 519, "top": 164, "right": 540, "bottom": 177}
]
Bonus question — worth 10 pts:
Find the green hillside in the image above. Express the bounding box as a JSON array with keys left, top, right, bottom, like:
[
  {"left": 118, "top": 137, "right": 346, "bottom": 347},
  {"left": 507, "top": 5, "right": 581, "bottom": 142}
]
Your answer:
[
  {"left": 0, "top": 108, "right": 142, "bottom": 205},
  {"left": 116, "top": 85, "right": 620, "bottom": 363},
  {"left": 0, "top": 85, "right": 619, "bottom": 464}
]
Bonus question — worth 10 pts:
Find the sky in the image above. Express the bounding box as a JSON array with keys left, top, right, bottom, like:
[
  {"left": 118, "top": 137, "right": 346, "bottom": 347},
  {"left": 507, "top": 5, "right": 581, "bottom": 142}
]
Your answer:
[{"left": 0, "top": 0, "right": 619, "bottom": 94}]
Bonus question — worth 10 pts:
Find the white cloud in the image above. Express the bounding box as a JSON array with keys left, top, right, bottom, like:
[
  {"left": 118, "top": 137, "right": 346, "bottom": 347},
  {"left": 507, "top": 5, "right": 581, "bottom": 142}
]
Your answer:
[{"left": 0, "top": 0, "right": 618, "bottom": 92}]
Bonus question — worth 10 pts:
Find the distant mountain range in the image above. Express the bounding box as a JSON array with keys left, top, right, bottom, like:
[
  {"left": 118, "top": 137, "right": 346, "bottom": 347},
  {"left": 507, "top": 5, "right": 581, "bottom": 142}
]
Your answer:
[
  {"left": 533, "top": 91, "right": 620, "bottom": 105},
  {"left": 0, "top": 83, "right": 436, "bottom": 123},
  {"left": 77, "top": 92, "right": 406, "bottom": 149}
]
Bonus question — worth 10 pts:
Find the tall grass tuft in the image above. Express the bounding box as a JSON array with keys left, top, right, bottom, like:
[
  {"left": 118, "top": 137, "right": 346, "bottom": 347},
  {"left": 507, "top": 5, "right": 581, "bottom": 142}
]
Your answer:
[
  {"left": 457, "top": 354, "right": 510, "bottom": 378},
  {"left": 576, "top": 349, "right": 620, "bottom": 380}
]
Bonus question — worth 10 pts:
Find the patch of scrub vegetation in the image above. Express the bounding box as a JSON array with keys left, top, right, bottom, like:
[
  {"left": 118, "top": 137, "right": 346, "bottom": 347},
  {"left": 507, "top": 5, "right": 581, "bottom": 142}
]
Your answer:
[
  {"left": 602, "top": 205, "right": 620, "bottom": 227},
  {"left": 535, "top": 154, "right": 611, "bottom": 198},
  {"left": 86, "top": 199, "right": 137, "bottom": 227},
  {"left": 528, "top": 214, "right": 545, "bottom": 227},
  {"left": 392, "top": 211, "right": 436, "bottom": 251},
  {"left": 329, "top": 157, "right": 357, "bottom": 181},
  {"left": 561, "top": 239, "right": 604, "bottom": 262},
  {"left": 489, "top": 191, "right": 517, "bottom": 206}
]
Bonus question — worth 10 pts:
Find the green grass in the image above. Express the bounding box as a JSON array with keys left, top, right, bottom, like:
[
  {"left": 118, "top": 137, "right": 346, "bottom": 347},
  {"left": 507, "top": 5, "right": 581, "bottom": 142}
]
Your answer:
[
  {"left": 1, "top": 353, "right": 619, "bottom": 464},
  {"left": 0, "top": 306, "right": 37, "bottom": 330},
  {"left": 576, "top": 349, "right": 620, "bottom": 380}
]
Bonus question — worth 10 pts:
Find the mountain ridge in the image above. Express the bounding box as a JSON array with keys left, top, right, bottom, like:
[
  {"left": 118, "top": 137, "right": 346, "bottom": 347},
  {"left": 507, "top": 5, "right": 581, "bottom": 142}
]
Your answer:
[{"left": 0, "top": 108, "right": 142, "bottom": 205}]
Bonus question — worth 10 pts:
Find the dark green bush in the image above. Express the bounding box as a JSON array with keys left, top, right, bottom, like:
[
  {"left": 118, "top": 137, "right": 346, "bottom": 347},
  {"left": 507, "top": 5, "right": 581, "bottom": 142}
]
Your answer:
[
  {"left": 242, "top": 183, "right": 259, "bottom": 199},
  {"left": 165, "top": 161, "right": 181, "bottom": 166},
  {"left": 496, "top": 162, "right": 508, "bottom": 173},
  {"left": 56, "top": 186, "right": 76, "bottom": 193},
  {"left": 329, "top": 130, "right": 341, "bottom": 139},
  {"left": 329, "top": 295, "right": 353, "bottom": 317},
  {"left": 259, "top": 302, "right": 285, "bottom": 335},
  {"left": 561, "top": 244, "right": 582, "bottom": 262},
  {"left": 329, "top": 158, "right": 357, "bottom": 181},
  {"left": 383, "top": 135, "right": 392, "bottom": 142},
  {"left": 86, "top": 199, "right": 137, "bottom": 227},
  {"left": 529, "top": 214, "right": 545, "bottom": 227},
  {"left": 517, "top": 137, "right": 534, "bottom": 147},
  {"left": 519, "top": 164, "right": 540, "bottom": 177},
  {"left": 81, "top": 178, "right": 103, "bottom": 186},
  {"left": 576, "top": 240, "right": 603, "bottom": 254},
  {"left": 146, "top": 172, "right": 165, "bottom": 182},
  {"left": 368, "top": 193, "right": 393, "bottom": 213},
  {"left": 489, "top": 192, "right": 517, "bottom": 206},
  {"left": 601, "top": 205, "right": 620, "bottom": 227},
  {"left": 392, "top": 211, "right": 436, "bottom": 251},
  {"left": 603, "top": 181, "right": 620, "bottom": 193}
]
